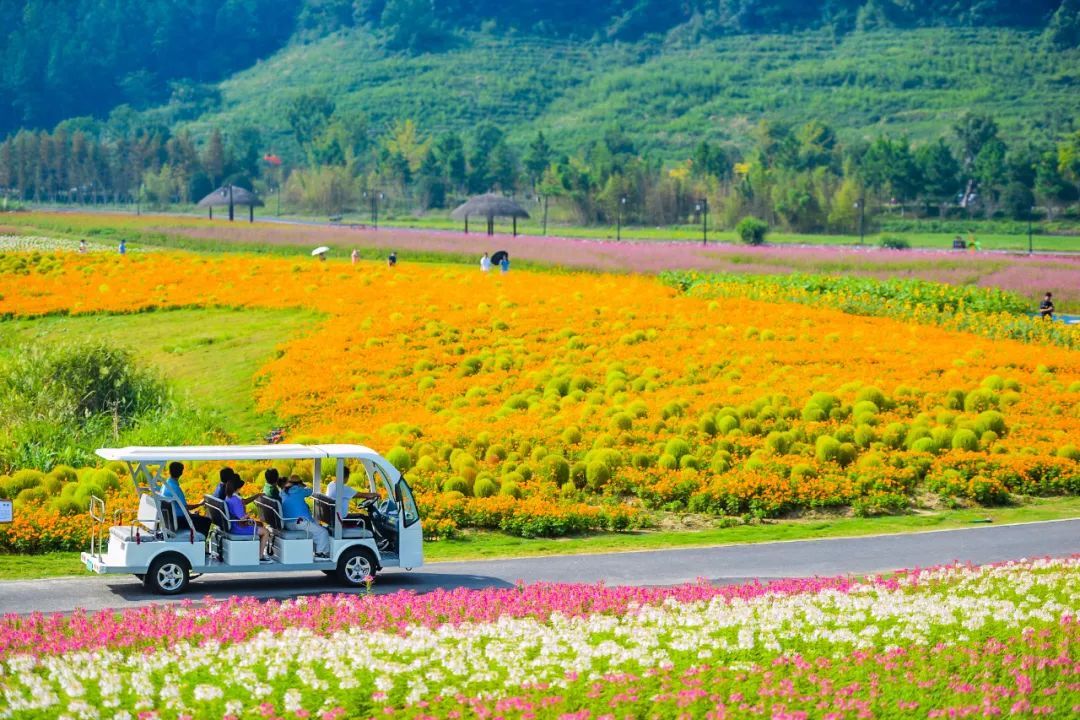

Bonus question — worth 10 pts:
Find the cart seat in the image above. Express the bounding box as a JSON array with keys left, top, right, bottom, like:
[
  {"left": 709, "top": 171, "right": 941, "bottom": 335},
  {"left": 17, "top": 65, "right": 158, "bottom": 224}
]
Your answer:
[
  {"left": 255, "top": 495, "right": 311, "bottom": 539},
  {"left": 158, "top": 501, "right": 207, "bottom": 542},
  {"left": 203, "top": 495, "right": 257, "bottom": 541},
  {"left": 341, "top": 526, "right": 374, "bottom": 539}
]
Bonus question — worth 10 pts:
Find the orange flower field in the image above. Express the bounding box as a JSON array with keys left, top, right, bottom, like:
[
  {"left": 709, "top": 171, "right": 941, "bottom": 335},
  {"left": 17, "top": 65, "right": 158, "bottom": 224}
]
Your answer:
[{"left": 1, "top": 251, "right": 1078, "bottom": 544}]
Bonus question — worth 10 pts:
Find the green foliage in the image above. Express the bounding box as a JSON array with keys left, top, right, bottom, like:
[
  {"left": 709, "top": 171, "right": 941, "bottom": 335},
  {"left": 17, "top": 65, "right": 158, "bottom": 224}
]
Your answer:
[
  {"left": 385, "top": 446, "right": 413, "bottom": 472},
  {"left": 879, "top": 235, "right": 910, "bottom": 250},
  {"left": 0, "top": 342, "right": 217, "bottom": 472},
  {"left": 736, "top": 217, "right": 769, "bottom": 245}
]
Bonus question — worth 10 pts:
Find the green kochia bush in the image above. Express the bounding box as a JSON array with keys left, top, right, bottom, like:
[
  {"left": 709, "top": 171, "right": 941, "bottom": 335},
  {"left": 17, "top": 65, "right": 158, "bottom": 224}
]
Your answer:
[{"left": 0, "top": 342, "right": 220, "bottom": 472}]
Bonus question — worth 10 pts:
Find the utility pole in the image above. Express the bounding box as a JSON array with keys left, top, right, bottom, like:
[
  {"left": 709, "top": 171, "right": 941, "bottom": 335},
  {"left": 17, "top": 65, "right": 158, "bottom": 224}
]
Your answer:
[
  {"left": 1028, "top": 206, "right": 1034, "bottom": 255},
  {"left": 855, "top": 198, "right": 865, "bottom": 245},
  {"left": 696, "top": 198, "right": 709, "bottom": 246},
  {"left": 542, "top": 195, "right": 549, "bottom": 236},
  {"left": 617, "top": 196, "right": 626, "bottom": 241}
]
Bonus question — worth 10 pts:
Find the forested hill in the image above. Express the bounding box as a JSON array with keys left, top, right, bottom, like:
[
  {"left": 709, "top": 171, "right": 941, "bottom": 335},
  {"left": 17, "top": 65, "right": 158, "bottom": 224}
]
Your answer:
[{"left": 2, "top": 0, "right": 1078, "bottom": 137}]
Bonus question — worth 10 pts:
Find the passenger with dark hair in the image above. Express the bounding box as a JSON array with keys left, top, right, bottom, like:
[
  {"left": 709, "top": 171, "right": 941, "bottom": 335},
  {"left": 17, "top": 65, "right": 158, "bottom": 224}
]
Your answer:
[
  {"left": 262, "top": 468, "right": 282, "bottom": 500},
  {"left": 224, "top": 476, "right": 271, "bottom": 562},
  {"left": 161, "top": 461, "right": 212, "bottom": 535}
]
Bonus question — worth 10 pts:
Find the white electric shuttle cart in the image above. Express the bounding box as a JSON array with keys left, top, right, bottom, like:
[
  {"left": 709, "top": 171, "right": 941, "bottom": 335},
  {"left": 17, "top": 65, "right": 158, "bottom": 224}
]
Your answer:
[{"left": 81, "top": 444, "right": 423, "bottom": 594}]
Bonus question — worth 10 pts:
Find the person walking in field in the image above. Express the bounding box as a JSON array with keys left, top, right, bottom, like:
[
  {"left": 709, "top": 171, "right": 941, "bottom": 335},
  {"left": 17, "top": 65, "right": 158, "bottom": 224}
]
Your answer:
[
  {"left": 1040, "top": 292, "right": 1055, "bottom": 320},
  {"left": 387, "top": 251, "right": 397, "bottom": 267},
  {"left": 480, "top": 252, "right": 491, "bottom": 272},
  {"left": 499, "top": 255, "right": 510, "bottom": 273},
  {"left": 118, "top": 239, "right": 126, "bottom": 255},
  {"left": 351, "top": 249, "right": 359, "bottom": 265},
  {"left": 78, "top": 239, "right": 87, "bottom": 254}
]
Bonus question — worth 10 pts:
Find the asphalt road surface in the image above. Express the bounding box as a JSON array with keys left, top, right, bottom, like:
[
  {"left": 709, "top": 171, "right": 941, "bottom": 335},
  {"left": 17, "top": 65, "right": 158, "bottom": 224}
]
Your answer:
[{"left": 1, "top": 519, "right": 1077, "bottom": 615}]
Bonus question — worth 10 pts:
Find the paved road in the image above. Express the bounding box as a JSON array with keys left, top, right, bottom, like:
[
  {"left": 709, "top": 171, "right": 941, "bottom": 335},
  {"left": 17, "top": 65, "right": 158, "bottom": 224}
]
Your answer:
[{"left": 1, "top": 519, "right": 1077, "bottom": 615}]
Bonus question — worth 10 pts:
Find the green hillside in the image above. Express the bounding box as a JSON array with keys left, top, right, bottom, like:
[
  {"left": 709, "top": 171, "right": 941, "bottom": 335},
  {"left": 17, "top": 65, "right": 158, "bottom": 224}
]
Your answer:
[{"left": 172, "top": 26, "right": 1080, "bottom": 159}]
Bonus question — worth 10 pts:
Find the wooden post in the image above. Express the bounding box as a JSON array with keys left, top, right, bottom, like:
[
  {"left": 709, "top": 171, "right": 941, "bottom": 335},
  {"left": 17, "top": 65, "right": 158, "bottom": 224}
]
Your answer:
[
  {"left": 249, "top": 205, "right": 254, "bottom": 223},
  {"left": 513, "top": 217, "right": 517, "bottom": 237},
  {"left": 465, "top": 216, "right": 469, "bottom": 234},
  {"left": 228, "top": 186, "right": 235, "bottom": 222},
  {"left": 209, "top": 207, "right": 213, "bottom": 219}
]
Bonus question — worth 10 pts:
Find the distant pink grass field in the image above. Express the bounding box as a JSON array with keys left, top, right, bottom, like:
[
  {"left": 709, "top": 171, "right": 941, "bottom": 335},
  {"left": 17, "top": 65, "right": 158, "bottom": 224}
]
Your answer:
[{"left": 167, "top": 222, "right": 1080, "bottom": 306}]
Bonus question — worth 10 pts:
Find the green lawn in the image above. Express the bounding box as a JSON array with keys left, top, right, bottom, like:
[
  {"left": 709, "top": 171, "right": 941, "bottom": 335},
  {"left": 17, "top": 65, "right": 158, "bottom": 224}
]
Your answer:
[
  {"left": 3, "top": 497, "right": 1076, "bottom": 581},
  {"left": 0, "top": 307, "right": 322, "bottom": 441}
]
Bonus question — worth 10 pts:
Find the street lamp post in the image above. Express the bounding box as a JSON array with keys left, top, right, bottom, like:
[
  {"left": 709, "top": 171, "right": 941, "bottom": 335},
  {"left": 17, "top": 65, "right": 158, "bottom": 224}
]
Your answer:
[
  {"left": 1028, "top": 206, "right": 1034, "bottom": 255},
  {"left": 695, "top": 198, "right": 709, "bottom": 246},
  {"left": 542, "top": 195, "right": 549, "bottom": 236},
  {"left": 617, "top": 196, "right": 626, "bottom": 241},
  {"left": 855, "top": 198, "right": 866, "bottom": 245}
]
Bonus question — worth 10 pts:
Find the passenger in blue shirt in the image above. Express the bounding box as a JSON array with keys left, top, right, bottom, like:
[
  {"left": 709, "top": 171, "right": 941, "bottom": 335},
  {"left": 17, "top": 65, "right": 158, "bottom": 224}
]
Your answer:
[
  {"left": 161, "top": 462, "right": 211, "bottom": 535},
  {"left": 281, "top": 476, "right": 330, "bottom": 558}
]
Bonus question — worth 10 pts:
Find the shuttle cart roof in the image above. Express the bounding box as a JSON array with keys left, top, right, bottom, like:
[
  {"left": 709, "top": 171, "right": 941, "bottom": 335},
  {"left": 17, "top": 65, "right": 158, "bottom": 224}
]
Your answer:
[{"left": 96, "top": 444, "right": 386, "bottom": 463}]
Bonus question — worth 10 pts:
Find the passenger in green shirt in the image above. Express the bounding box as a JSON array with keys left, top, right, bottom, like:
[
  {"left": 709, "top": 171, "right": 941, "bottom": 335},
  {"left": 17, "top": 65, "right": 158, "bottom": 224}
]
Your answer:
[{"left": 263, "top": 468, "right": 282, "bottom": 500}]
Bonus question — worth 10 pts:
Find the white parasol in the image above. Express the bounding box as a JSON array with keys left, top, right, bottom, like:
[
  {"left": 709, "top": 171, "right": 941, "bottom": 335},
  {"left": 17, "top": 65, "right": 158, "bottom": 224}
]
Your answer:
[{"left": 311, "top": 246, "right": 330, "bottom": 256}]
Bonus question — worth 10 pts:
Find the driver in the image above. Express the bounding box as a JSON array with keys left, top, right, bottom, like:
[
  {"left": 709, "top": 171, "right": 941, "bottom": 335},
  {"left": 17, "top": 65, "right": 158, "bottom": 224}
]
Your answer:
[{"left": 326, "top": 466, "right": 378, "bottom": 528}]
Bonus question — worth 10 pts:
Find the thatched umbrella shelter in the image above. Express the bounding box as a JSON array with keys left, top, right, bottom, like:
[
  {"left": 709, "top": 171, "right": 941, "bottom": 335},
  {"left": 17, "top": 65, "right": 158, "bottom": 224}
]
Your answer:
[
  {"left": 197, "top": 185, "right": 264, "bottom": 222},
  {"left": 451, "top": 194, "right": 530, "bottom": 236}
]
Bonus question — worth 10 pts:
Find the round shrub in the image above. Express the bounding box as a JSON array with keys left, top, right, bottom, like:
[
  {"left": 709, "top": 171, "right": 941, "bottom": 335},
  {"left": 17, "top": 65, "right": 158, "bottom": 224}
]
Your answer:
[
  {"left": 951, "top": 429, "right": 979, "bottom": 452},
  {"left": 609, "top": 412, "right": 633, "bottom": 432},
  {"left": 658, "top": 453, "right": 678, "bottom": 470},
  {"left": 765, "top": 431, "right": 793, "bottom": 455},
  {"left": 499, "top": 482, "right": 523, "bottom": 499},
  {"left": 856, "top": 386, "right": 887, "bottom": 407},
  {"left": 815, "top": 436, "right": 841, "bottom": 463},
  {"left": 47, "top": 465, "right": 78, "bottom": 483},
  {"left": 385, "top": 446, "right": 412, "bottom": 472},
  {"left": 664, "top": 438, "right": 691, "bottom": 460},
  {"left": 8, "top": 469, "right": 44, "bottom": 494},
  {"left": 585, "top": 462, "right": 611, "bottom": 490},
  {"left": 736, "top": 216, "right": 769, "bottom": 245},
  {"left": 415, "top": 456, "right": 438, "bottom": 473},
  {"left": 854, "top": 425, "right": 876, "bottom": 448},
  {"left": 678, "top": 455, "right": 700, "bottom": 470},
  {"left": 545, "top": 456, "right": 571, "bottom": 485},
  {"left": 717, "top": 415, "right": 740, "bottom": 434},
  {"left": 1058, "top": 444, "right": 1080, "bottom": 461},
  {"left": 697, "top": 415, "right": 717, "bottom": 436},
  {"left": 473, "top": 477, "right": 499, "bottom": 498},
  {"left": 442, "top": 476, "right": 471, "bottom": 495},
  {"left": 880, "top": 235, "right": 910, "bottom": 250},
  {"left": 836, "top": 443, "right": 857, "bottom": 467},
  {"left": 561, "top": 426, "right": 583, "bottom": 444},
  {"left": 975, "top": 410, "right": 1007, "bottom": 436},
  {"left": 963, "top": 389, "right": 996, "bottom": 413},
  {"left": 484, "top": 444, "right": 508, "bottom": 463},
  {"left": 911, "top": 437, "right": 936, "bottom": 454}
]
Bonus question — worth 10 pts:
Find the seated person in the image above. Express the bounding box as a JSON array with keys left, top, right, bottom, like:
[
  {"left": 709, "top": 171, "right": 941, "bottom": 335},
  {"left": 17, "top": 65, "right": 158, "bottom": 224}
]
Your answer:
[
  {"left": 326, "top": 466, "right": 379, "bottom": 527},
  {"left": 162, "top": 461, "right": 212, "bottom": 535},
  {"left": 262, "top": 468, "right": 282, "bottom": 500},
  {"left": 281, "top": 475, "right": 331, "bottom": 559},
  {"left": 215, "top": 468, "right": 259, "bottom": 503},
  {"left": 223, "top": 476, "right": 272, "bottom": 562}
]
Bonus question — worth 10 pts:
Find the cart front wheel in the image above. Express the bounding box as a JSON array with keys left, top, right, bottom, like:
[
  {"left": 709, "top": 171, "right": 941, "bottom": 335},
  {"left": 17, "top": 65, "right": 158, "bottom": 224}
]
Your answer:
[
  {"left": 336, "top": 547, "right": 377, "bottom": 588},
  {"left": 144, "top": 553, "right": 190, "bottom": 595}
]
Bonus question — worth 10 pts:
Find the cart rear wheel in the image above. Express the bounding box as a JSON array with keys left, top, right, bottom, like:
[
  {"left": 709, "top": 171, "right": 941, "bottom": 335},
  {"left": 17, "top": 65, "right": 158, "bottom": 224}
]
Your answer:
[
  {"left": 144, "top": 553, "right": 190, "bottom": 595},
  {"left": 336, "top": 547, "right": 377, "bottom": 588}
]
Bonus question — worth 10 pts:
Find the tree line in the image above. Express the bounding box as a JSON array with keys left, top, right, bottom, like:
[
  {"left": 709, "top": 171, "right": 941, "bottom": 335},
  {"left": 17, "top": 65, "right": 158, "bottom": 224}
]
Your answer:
[{"left": 2, "top": 105, "right": 1078, "bottom": 233}]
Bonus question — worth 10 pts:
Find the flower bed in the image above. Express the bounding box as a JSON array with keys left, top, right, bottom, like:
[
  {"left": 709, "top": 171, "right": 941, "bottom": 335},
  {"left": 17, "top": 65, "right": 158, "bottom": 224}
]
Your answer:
[
  {"left": 0, "top": 253, "right": 1078, "bottom": 549},
  {"left": 0, "top": 558, "right": 1076, "bottom": 718}
]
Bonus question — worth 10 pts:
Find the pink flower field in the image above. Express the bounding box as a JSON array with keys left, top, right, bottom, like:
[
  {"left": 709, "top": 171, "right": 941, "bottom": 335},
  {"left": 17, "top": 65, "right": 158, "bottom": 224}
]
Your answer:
[
  {"left": 164, "top": 222, "right": 1080, "bottom": 306},
  {"left": 0, "top": 558, "right": 1076, "bottom": 719}
]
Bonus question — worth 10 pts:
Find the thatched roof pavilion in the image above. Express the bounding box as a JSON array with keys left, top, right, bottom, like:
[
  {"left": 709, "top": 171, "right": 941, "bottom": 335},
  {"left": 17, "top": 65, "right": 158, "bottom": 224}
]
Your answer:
[
  {"left": 451, "top": 193, "right": 530, "bottom": 235},
  {"left": 197, "top": 185, "right": 264, "bottom": 222}
]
